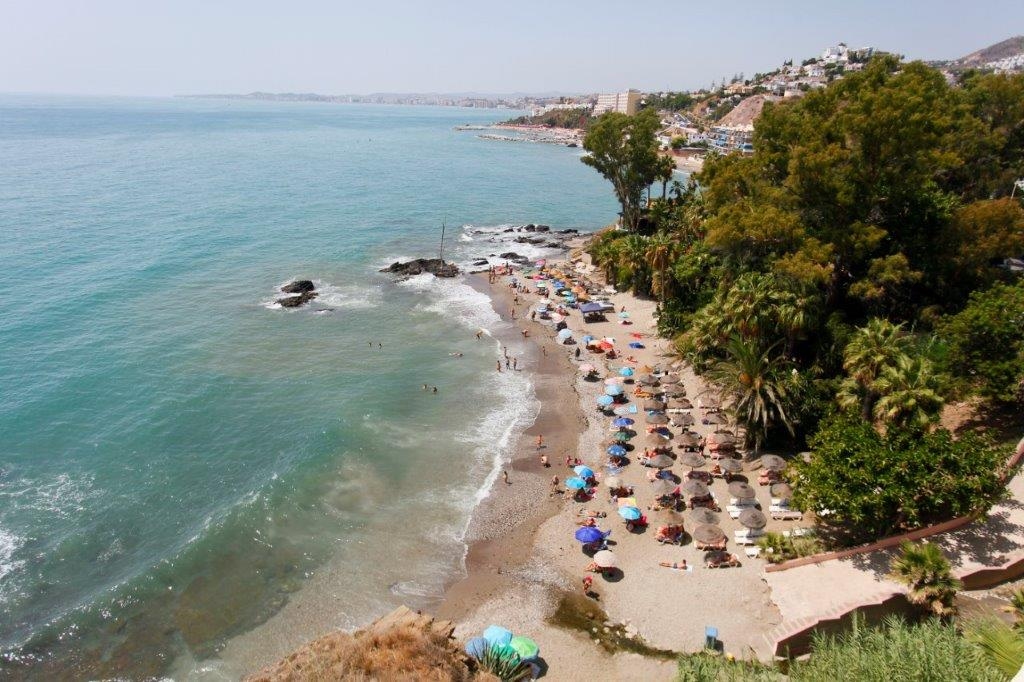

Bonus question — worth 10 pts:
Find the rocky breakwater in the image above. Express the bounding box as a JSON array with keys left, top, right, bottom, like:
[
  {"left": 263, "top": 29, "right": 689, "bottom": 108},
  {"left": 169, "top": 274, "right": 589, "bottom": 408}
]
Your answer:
[
  {"left": 380, "top": 258, "right": 460, "bottom": 278},
  {"left": 276, "top": 279, "right": 318, "bottom": 308}
]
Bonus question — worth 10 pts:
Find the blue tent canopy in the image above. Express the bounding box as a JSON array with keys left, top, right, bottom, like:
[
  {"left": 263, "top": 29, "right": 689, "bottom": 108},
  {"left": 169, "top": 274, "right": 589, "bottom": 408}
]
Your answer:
[{"left": 579, "top": 302, "right": 603, "bottom": 313}]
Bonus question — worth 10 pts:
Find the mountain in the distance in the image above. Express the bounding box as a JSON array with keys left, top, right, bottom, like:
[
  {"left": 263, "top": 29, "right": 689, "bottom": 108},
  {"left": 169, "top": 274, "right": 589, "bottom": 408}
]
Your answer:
[{"left": 932, "top": 35, "right": 1024, "bottom": 72}]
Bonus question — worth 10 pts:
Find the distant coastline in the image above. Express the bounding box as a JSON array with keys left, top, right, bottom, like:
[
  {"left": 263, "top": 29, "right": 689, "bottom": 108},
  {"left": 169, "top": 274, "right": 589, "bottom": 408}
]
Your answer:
[{"left": 180, "top": 91, "right": 541, "bottom": 109}]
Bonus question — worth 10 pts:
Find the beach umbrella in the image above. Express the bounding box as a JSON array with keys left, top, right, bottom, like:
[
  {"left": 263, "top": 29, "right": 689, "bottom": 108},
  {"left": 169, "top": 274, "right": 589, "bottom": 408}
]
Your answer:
[
  {"left": 637, "top": 374, "right": 659, "bottom": 386},
  {"left": 573, "top": 465, "right": 595, "bottom": 479},
  {"left": 660, "top": 374, "right": 681, "bottom": 385},
  {"left": 593, "top": 550, "right": 619, "bottom": 568},
  {"left": 677, "top": 432, "right": 702, "bottom": 447},
  {"left": 728, "top": 481, "right": 756, "bottom": 500},
  {"left": 605, "top": 475, "right": 622, "bottom": 488},
  {"left": 465, "top": 637, "right": 489, "bottom": 659},
  {"left": 509, "top": 635, "right": 540, "bottom": 661},
  {"left": 483, "top": 625, "right": 514, "bottom": 647},
  {"left": 673, "top": 398, "right": 694, "bottom": 409},
  {"left": 643, "top": 400, "right": 666, "bottom": 411},
  {"left": 557, "top": 328, "right": 573, "bottom": 339},
  {"left": 575, "top": 526, "right": 605, "bottom": 544},
  {"left": 717, "top": 457, "right": 743, "bottom": 473},
  {"left": 628, "top": 342, "right": 645, "bottom": 349},
  {"left": 771, "top": 483, "right": 794, "bottom": 500},
  {"left": 566, "top": 477, "right": 588, "bottom": 490},
  {"left": 613, "top": 431, "right": 630, "bottom": 442},
  {"left": 596, "top": 395, "right": 614, "bottom": 407},
  {"left": 619, "top": 367, "right": 635, "bottom": 377},
  {"left": 675, "top": 413, "right": 696, "bottom": 427},
  {"left": 606, "top": 444, "right": 627, "bottom": 457},
  {"left": 651, "top": 478, "right": 677, "bottom": 496},
  {"left": 691, "top": 524, "right": 726, "bottom": 544},
  {"left": 604, "top": 377, "right": 625, "bottom": 385},
  {"left": 617, "top": 506, "right": 642, "bottom": 521},
  {"left": 618, "top": 311, "right": 630, "bottom": 319},
  {"left": 536, "top": 281, "right": 548, "bottom": 289},
  {"left": 760, "top": 455, "right": 787, "bottom": 472},
  {"left": 703, "top": 412, "right": 727, "bottom": 426},
  {"left": 582, "top": 334, "right": 595, "bottom": 344},
  {"left": 679, "top": 452, "right": 706, "bottom": 468},
  {"left": 617, "top": 496, "right": 638, "bottom": 508},
  {"left": 646, "top": 414, "right": 670, "bottom": 425},
  {"left": 689, "top": 508, "right": 720, "bottom": 525},
  {"left": 579, "top": 363, "right": 596, "bottom": 374},
  {"left": 648, "top": 454, "right": 674, "bottom": 469},
  {"left": 612, "top": 404, "right": 638, "bottom": 416},
  {"left": 612, "top": 417, "right": 634, "bottom": 427},
  {"left": 681, "top": 480, "right": 709, "bottom": 497},
  {"left": 739, "top": 509, "right": 768, "bottom": 530},
  {"left": 604, "top": 384, "right": 624, "bottom": 396}
]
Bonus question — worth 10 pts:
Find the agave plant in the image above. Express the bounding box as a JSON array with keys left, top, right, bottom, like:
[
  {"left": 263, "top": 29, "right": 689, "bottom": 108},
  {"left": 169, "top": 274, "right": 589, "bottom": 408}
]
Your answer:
[
  {"left": 889, "top": 541, "right": 961, "bottom": 617},
  {"left": 474, "top": 642, "right": 531, "bottom": 682}
]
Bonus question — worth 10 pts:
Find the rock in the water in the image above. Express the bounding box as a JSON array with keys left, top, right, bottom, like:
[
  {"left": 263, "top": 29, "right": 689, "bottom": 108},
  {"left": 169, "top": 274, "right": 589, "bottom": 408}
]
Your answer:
[
  {"left": 277, "top": 291, "right": 318, "bottom": 308},
  {"left": 472, "top": 259, "right": 489, "bottom": 266},
  {"left": 536, "top": 224, "right": 550, "bottom": 232},
  {"left": 281, "top": 279, "right": 315, "bottom": 294},
  {"left": 559, "top": 228, "right": 579, "bottom": 234},
  {"left": 380, "top": 258, "right": 459, "bottom": 278},
  {"left": 498, "top": 252, "right": 530, "bottom": 264},
  {"left": 524, "top": 223, "right": 537, "bottom": 231}
]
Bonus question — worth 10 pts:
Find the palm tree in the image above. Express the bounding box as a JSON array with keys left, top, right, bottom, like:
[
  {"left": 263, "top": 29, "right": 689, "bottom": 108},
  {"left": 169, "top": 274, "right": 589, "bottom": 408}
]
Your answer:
[
  {"left": 619, "top": 234, "right": 651, "bottom": 295},
  {"left": 655, "top": 155, "right": 676, "bottom": 200},
  {"left": 889, "top": 541, "right": 960, "bottom": 618},
  {"left": 839, "top": 319, "right": 910, "bottom": 420},
  {"left": 966, "top": 619, "right": 1024, "bottom": 678},
  {"left": 707, "top": 336, "right": 795, "bottom": 452},
  {"left": 645, "top": 234, "right": 677, "bottom": 303},
  {"left": 871, "top": 354, "right": 945, "bottom": 429}
]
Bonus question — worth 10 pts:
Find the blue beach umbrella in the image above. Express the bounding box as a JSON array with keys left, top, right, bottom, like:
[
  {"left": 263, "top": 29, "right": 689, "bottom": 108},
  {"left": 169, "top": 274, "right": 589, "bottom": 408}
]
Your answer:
[
  {"left": 566, "top": 477, "right": 588, "bottom": 490},
  {"left": 596, "top": 395, "right": 615, "bottom": 407},
  {"left": 573, "top": 465, "right": 595, "bottom": 479},
  {"left": 629, "top": 342, "right": 645, "bottom": 349},
  {"left": 612, "top": 417, "right": 634, "bottom": 427},
  {"left": 619, "top": 367, "right": 635, "bottom": 377},
  {"left": 483, "top": 625, "right": 514, "bottom": 646},
  {"left": 557, "top": 328, "right": 573, "bottom": 339},
  {"left": 604, "top": 384, "right": 624, "bottom": 396},
  {"left": 618, "top": 506, "right": 642, "bottom": 521},
  {"left": 618, "top": 311, "right": 630, "bottom": 319},
  {"left": 607, "top": 444, "right": 627, "bottom": 457},
  {"left": 582, "top": 335, "right": 595, "bottom": 344},
  {"left": 574, "top": 526, "right": 605, "bottom": 543},
  {"left": 509, "top": 635, "right": 540, "bottom": 661},
  {"left": 465, "top": 636, "right": 489, "bottom": 659}
]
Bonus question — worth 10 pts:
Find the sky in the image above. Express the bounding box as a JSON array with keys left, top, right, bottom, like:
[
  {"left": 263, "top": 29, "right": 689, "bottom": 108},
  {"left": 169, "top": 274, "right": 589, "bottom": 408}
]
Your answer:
[{"left": 1, "top": 0, "right": 1022, "bottom": 97}]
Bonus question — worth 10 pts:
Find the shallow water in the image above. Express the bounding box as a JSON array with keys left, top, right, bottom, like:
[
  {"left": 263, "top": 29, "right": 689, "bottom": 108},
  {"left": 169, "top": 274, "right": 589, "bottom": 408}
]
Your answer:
[{"left": 0, "top": 95, "right": 617, "bottom": 677}]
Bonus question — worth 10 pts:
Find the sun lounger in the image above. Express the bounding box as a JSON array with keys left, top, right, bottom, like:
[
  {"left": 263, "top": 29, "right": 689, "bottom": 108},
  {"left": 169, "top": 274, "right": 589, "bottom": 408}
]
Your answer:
[
  {"left": 770, "top": 507, "right": 803, "bottom": 520},
  {"left": 727, "top": 498, "right": 758, "bottom": 508},
  {"left": 744, "top": 546, "right": 761, "bottom": 558},
  {"left": 733, "top": 529, "right": 765, "bottom": 545}
]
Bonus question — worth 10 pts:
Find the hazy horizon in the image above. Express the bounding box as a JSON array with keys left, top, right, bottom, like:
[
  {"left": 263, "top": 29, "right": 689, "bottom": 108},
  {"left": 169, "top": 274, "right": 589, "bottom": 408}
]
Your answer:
[{"left": 2, "top": 0, "right": 1023, "bottom": 98}]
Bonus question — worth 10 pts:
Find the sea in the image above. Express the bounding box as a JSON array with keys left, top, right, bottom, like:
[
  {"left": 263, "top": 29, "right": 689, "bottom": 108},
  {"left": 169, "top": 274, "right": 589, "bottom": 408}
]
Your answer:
[{"left": 0, "top": 95, "right": 618, "bottom": 679}]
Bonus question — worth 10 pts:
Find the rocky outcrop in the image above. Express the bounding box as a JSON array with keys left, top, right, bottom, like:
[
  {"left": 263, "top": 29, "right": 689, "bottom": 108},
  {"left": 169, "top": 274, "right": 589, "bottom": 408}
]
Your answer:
[
  {"left": 499, "top": 252, "right": 531, "bottom": 264},
  {"left": 380, "top": 258, "right": 459, "bottom": 278},
  {"left": 276, "top": 280, "right": 318, "bottom": 308},
  {"left": 280, "top": 279, "right": 315, "bottom": 294}
]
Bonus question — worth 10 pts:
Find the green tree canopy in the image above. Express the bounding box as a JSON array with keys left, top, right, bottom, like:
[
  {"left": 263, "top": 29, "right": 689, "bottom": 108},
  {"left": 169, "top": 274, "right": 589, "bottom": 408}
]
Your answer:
[{"left": 581, "top": 109, "right": 662, "bottom": 231}]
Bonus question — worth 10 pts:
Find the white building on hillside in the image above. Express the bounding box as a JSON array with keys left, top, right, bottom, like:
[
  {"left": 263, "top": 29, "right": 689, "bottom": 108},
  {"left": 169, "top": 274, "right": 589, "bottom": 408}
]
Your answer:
[{"left": 594, "top": 89, "right": 641, "bottom": 115}]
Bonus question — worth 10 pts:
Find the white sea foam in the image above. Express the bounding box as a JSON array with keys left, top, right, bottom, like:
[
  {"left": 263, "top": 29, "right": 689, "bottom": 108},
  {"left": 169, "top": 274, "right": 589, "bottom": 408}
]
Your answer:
[
  {"left": 0, "top": 526, "right": 25, "bottom": 604},
  {"left": 399, "top": 273, "right": 502, "bottom": 332},
  {"left": 262, "top": 279, "right": 382, "bottom": 311}
]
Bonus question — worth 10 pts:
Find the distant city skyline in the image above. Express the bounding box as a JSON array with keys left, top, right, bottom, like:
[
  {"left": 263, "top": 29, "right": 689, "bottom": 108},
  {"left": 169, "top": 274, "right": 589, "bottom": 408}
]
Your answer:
[{"left": 1, "top": 0, "right": 1022, "bottom": 97}]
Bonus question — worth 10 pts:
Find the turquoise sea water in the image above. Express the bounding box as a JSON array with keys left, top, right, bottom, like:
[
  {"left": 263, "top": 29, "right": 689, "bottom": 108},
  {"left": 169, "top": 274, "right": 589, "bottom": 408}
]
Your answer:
[{"left": 0, "top": 95, "right": 618, "bottom": 678}]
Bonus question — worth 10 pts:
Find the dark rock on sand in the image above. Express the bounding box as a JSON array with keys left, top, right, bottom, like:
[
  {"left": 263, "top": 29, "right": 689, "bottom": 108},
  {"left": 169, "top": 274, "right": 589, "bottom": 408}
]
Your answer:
[
  {"left": 380, "top": 258, "right": 459, "bottom": 278},
  {"left": 280, "top": 279, "right": 315, "bottom": 294},
  {"left": 277, "top": 291, "right": 318, "bottom": 307},
  {"left": 498, "top": 252, "right": 530, "bottom": 264},
  {"left": 524, "top": 223, "right": 537, "bottom": 231},
  {"left": 559, "top": 229, "right": 579, "bottom": 234},
  {"left": 536, "top": 225, "right": 550, "bottom": 232}
]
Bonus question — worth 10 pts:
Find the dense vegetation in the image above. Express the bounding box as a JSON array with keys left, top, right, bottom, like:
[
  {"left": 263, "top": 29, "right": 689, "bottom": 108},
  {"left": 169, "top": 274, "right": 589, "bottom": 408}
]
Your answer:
[
  {"left": 582, "top": 55, "right": 1024, "bottom": 544},
  {"left": 675, "top": 616, "right": 1005, "bottom": 681}
]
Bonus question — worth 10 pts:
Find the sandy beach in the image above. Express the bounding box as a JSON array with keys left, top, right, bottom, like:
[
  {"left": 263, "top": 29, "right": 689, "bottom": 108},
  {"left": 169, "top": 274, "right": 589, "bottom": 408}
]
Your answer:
[{"left": 439, "top": 244, "right": 786, "bottom": 680}]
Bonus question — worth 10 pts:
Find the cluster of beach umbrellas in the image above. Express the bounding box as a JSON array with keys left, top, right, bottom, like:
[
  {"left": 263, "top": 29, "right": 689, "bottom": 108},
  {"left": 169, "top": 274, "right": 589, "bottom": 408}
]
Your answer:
[{"left": 465, "top": 626, "right": 540, "bottom": 669}]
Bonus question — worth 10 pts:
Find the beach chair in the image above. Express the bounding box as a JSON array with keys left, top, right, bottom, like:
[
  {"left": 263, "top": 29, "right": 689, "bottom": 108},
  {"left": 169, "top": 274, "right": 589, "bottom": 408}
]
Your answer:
[
  {"left": 744, "top": 546, "right": 761, "bottom": 558},
  {"left": 770, "top": 506, "right": 803, "bottom": 521},
  {"left": 733, "top": 529, "right": 764, "bottom": 545}
]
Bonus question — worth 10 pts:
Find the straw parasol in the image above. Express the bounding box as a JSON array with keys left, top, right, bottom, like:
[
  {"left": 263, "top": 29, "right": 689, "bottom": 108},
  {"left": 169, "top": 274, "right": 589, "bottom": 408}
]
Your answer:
[
  {"left": 689, "top": 508, "right": 719, "bottom": 525},
  {"left": 651, "top": 478, "right": 677, "bottom": 496},
  {"left": 646, "top": 414, "right": 670, "bottom": 425},
  {"left": 738, "top": 509, "right": 768, "bottom": 529},
  {"left": 678, "top": 452, "right": 706, "bottom": 468},
  {"left": 681, "top": 480, "right": 709, "bottom": 497},
  {"left": 637, "top": 374, "right": 659, "bottom": 386},
  {"left": 760, "top": 455, "right": 787, "bottom": 472},
  {"left": 770, "top": 483, "right": 793, "bottom": 500},
  {"left": 728, "top": 481, "right": 756, "bottom": 500},
  {"left": 677, "top": 432, "right": 702, "bottom": 448},
  {"left": 703, "top": 412, "right": 726, "bottom": 425},
  {"left": 717, "top": 457, "right": 743, "bottom": 473},
  {"left": 691, "top": 523, "right": 726, "bottom": 544},
  {"left": 703, "top": 550, "right": 731, "bottom": 564},
  {"left": 593, "top": 550, "right": 618, "bottom": 568},
  {"left": 674, "top": 413, "right": 696, "bottom": 427},
  {"left": 645, "top": 434, "right": 672, "bottom": 448},
  {"left": 660, "top": 373, "right": 682, "bottom": 385},
  {"left": 673, "top": 398, "right": 694, "bottom": 409},
  {"left": 648, "top": 454, "right": 675, "bottom": 469},
  {"left": 643, "top": 400, "right": 666, "bottom": 411}
]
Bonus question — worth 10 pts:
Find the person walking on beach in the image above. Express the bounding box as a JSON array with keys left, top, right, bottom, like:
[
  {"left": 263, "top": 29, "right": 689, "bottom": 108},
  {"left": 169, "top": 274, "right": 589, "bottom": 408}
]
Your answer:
[
  {"left": 550, "top": 475, "right": 560, "bottom": 496},
  {"left": 476, "top": 330, "right": 483, "bottom": 340},
  {"left": 496, "top": 361, "right": 502, "bottom": 372},
  {"left": 575, "top": 348, "right": 581, "bottom": 359},
  {"left": 502, "top": 470, "right": 510, "bottom": 485},
  {"left": 536, "top": 434, "right": 544, "bottom": 450},
  {"left": 530, "top": 310, "right": 536, "bottom": 321},
  {"left": 505, "top": 357, "right": 511, "bottom": 370},
  {"left": 513, "top": 357, "right": 518, "bottom": 371},
  {"left": 503, "top": 346, "right": 508, "bottom": 358},
  {"left": 542, "top": 346, "right": 547, "bottom": 357}
]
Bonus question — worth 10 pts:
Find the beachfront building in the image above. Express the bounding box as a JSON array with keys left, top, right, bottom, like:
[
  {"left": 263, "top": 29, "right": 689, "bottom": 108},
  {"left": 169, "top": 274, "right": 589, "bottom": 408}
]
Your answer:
[
  {"left": 709, "top": 124, "right": 754, "bottom": 154},
  {"left": 594, "top": 89, "right": 641, "bottom": 116}
]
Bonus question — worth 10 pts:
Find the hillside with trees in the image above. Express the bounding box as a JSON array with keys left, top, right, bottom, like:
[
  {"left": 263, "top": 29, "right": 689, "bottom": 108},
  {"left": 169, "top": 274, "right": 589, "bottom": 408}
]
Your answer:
[{"left": 582, "top": 55, "right": 1024, "bottom": 546}]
